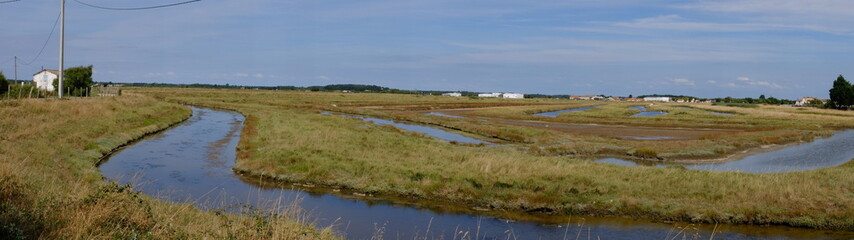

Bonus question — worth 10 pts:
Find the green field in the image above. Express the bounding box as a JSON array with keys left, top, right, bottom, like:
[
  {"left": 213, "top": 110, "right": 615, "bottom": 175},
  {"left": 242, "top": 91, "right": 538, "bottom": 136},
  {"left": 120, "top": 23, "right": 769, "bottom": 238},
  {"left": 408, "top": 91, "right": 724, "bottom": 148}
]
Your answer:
[{"left": 130, "top": 87, "right": 854, "bottom": 230}]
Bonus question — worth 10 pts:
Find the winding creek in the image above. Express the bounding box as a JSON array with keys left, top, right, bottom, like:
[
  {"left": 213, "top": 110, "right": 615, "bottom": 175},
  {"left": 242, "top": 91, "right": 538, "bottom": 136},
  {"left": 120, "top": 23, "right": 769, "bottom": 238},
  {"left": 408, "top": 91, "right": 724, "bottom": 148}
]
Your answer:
[
  {"left": 100, "top": 107, "right": 853, "bottom": 239},
  {"left": 533, "top": 105, "right": 602, "bottom": 117},
  {"left": 598, "top": 129, "right": 854, "bottom": 173}
]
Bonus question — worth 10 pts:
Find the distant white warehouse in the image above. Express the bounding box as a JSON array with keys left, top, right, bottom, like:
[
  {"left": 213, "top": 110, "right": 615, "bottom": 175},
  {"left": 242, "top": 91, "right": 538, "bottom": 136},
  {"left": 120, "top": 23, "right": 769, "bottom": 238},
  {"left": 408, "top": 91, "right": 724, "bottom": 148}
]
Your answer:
[
  {"left": 442, "top": 92, "right": 462, "bottom": 97},
  {"left": 33, "top": 69, "right": 60, "bottom": 91},
  {"left": 643, "top": 97, "right": 671, "bottom": 102},
  {"left": 501, "top": 93, "right": 524, "bottom": 99},
  {"left": 477, "top": 92, "right": 524, "bottom": 99}
]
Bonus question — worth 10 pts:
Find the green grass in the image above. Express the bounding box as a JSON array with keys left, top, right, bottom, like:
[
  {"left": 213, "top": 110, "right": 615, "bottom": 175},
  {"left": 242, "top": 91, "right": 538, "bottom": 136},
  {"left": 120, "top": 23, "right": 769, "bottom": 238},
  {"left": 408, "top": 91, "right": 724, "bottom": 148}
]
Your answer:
[
  {"left": 0, "top": 95, "right": 337, "bottom": 239},
  {"left": 131, "top": 87, "right": 854, "bottom": 230}
]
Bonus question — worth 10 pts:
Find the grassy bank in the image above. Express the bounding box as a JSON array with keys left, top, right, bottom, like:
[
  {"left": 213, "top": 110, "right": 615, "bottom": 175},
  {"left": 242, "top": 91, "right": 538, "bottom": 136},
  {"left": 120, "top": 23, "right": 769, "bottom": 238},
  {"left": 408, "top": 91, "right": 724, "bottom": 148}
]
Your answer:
[
  {"left": 0, "top": 95, "right": 336, "bottom": 239},
  {"left": 134, "top": 87, "right": 853, "bottom": 231}
]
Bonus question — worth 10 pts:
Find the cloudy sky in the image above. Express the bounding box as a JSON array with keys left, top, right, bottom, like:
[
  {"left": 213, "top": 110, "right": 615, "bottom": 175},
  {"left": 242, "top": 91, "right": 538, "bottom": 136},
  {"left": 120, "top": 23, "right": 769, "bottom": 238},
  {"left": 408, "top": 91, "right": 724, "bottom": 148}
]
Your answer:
[{"left": 2, "top": 0, "right": 852, "bottom": 99}]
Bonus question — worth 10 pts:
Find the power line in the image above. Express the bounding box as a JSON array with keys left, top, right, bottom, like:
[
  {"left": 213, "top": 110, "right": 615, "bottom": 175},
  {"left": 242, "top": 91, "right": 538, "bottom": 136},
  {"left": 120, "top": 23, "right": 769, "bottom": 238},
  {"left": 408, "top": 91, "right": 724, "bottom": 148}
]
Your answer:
[
  {"left": 21, "top": 12, "right": 61, "bottom": 66},
  {"left": 72, "top": 0, "right": 200, "bottom": 10},
  {"left": 0, "top": 0, "right": 21, "bottom": 4}
]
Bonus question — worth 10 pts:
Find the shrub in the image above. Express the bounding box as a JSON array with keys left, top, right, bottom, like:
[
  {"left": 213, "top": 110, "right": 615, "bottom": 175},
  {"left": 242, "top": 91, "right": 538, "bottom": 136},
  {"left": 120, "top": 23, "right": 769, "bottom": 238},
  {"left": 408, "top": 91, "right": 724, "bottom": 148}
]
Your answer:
[
  {"left": 633, "top": 148, "right": 659, "bottom": 159},
  {"left": 0, "top": 72, "right": 8, "bottom": 95}
]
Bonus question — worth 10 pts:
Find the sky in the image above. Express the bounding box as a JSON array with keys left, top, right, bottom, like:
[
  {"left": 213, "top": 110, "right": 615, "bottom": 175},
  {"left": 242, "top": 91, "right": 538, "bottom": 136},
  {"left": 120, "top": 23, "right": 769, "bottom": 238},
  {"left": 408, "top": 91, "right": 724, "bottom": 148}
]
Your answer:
[{"left": 2, "top": 0, "right": 853, "bottom": 99}]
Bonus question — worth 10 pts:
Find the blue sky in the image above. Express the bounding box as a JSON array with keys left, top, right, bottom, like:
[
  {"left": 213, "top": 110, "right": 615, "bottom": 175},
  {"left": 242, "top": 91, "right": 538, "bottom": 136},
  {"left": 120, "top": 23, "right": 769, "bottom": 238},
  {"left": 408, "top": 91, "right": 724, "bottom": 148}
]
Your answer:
[{"left": 2, "top": 0, "right": 853, "bottom": 99}]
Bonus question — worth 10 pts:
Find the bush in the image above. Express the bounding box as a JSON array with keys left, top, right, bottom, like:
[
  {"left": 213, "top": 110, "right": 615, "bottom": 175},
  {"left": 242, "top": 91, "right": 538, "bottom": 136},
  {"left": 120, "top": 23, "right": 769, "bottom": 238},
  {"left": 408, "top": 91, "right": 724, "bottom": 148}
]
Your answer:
[
  {"left": 0, "top": 72, "right": 8, "bottom": 95},
  {"left": 633, "top": 148, "right": 659, "bottom": 159},
  {"left": 53, "top": 65, "right": 93, "bottom": 97}
]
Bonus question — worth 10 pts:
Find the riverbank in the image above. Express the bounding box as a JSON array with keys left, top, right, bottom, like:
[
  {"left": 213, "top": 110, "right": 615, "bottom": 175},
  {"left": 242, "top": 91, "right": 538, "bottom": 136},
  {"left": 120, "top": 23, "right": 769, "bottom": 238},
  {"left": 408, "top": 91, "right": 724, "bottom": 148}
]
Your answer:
[
  {"left": 132, "top": 87, "right": 853, "bottom": 231},
  {"left": 0, "top": 96, "right": 336, "bottom": 239}
]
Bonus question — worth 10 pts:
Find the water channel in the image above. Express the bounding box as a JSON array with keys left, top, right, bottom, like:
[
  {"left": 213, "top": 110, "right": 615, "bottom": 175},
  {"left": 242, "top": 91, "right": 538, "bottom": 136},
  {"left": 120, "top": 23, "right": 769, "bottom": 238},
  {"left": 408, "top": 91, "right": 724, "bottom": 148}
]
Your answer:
[
  {"left": 533, "top": 105, "right": 602, "bottom": 117},
  {"left": 598, "top": 130, "right": 854, "bottom": 173},
  {"left": 99, "top": 107, "right": 853, "bottom": 239},
  {"left": 325, "top": 112, "right": 491, "bottom": 145},
  {"left": 629, "top": 106, "right": 668, "bottom": 117}
]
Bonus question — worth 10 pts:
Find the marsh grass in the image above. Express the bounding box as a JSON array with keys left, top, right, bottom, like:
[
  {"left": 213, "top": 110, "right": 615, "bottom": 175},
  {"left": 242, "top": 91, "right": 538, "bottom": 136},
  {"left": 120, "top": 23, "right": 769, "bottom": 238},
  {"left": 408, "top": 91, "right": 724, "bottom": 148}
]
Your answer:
[
  {"left": 131, "top": 88, "right": 854, "bottom": 230},
  {"left": 0, "top": 96, "right": 337, "bottom": 239}
]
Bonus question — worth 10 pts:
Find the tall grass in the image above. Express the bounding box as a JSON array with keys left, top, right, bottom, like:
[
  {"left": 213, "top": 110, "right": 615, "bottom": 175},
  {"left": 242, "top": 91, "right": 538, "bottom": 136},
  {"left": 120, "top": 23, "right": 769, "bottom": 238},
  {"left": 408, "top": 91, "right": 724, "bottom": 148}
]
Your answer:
[
  {"left": 0, "top": 96, "right": 337, "bottom": 239},
  {"left": 131, "top": 87, "right": 854, "bottom": 230}
]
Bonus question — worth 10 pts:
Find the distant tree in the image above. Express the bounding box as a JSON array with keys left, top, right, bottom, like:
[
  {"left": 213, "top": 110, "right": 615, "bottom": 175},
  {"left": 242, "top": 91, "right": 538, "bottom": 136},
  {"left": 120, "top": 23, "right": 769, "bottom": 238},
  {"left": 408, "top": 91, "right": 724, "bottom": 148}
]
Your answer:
[
  {"left": 829, "top": 75, "right": 853, "bottom": 110},
  {"left": 628, "top": 94, "right": 633, "bottom": 98},
  {"left": 766, "top": 97, "right": 780, "bottom": 105},
  {"left": 53, "top": 65, "right": 94, "bottom": 96},
  {"left": 0, "top": 72, "right": 8, "bottom": 95}
]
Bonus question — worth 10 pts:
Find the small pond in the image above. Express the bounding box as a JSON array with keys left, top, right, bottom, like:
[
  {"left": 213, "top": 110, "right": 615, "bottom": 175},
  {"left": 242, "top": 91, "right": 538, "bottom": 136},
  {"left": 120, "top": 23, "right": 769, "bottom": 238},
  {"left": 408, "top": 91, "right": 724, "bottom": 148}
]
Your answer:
[
  {"left": 533, "top": 105, "right": 602, "bottom": 117},
  {"left": 629, "top": 106, "right": 668, "bottom": 117}
]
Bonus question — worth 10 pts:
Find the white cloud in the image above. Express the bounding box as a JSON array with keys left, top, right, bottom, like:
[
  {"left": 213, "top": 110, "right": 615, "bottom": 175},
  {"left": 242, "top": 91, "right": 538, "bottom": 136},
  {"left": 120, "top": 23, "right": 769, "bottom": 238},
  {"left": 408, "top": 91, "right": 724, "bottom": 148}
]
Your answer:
[
  {"left": 707, "top": 80, "right": 717, "bottom": 84},
  {"left": 316, "top": 75, "right": 331, "bottom": 80},
  {"left": 671, "top": 78, "right": 695, "bottom": 86},
  {"left": 254, "top": 73, "right": 265, "bottom": 78},
  {"left": 613, "top": 14, "right": 847, "bottom": 34},
  {"left": 747, "top": 80, "right": 782, "bottom": 88},
  {"left": 726, "top": 77, "right": 783, "bottom": 89},
  {"left": 233, "top": 73, "right": 250, "bottom": 78},
  {"left": 677, "top": 0, "right": 854, "bottom": 35},
  {"left": 144, "top": 72, "right": 176, "bottom": 78}
]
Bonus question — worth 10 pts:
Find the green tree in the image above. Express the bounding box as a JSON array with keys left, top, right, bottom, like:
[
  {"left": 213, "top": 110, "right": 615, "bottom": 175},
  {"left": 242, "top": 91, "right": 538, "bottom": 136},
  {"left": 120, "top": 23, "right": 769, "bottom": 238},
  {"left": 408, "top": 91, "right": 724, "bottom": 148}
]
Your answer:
[
  {"left": 53, "top": 65, "right": 94, "bottom": 96},
  {"left": 0, "top": 72, "right": 8, "bottom": 95},
  {"left": 829, "top": 75, "right": 853, "bottom": 110}
]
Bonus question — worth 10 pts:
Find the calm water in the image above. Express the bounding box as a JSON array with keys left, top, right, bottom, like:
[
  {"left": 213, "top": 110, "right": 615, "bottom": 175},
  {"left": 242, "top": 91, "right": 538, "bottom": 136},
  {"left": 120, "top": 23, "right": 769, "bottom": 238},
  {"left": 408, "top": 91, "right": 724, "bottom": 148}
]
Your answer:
[
  {"left": 533, "top": 105, "right": 602, "bottom": 117},
  {"left": 100, "top": 107, "right": 853, "bottom": 240},
  {"left": 629, "top": 105, "right": 668, "bottom": 117},
  {"left": 597, "top": 130, "right": 854, "bottom": 173},
  {"left": 710, "top": 111, "right": 736, "bottom": 116},
  {"left": 426, "top": 112, "right": 465, "bottom": 118},
  {"left": 336, "top": 113, "right": 491, "bottom": 145}
]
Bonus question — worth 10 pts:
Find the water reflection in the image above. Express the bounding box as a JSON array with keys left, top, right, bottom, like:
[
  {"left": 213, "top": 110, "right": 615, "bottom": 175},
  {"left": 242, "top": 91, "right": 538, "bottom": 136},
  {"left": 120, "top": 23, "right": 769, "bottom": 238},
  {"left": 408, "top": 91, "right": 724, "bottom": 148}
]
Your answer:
[
  {"left": 100, "top": 107, "right": 853, "bottom": 240},
  {"left": 533, "top": 105, "right": 602, "bottom": 117},
  {"left": 327, "top": 112, "right": 491, "bottom": 145},
  {"left": 426, "top": 112, "right": 465, "bottom": 118},
  {"left": 629, "top": 106, "right": 668, "bottom": 117},
  {"left": 598, "top": 130, "right": 854, "bottom": 173}
]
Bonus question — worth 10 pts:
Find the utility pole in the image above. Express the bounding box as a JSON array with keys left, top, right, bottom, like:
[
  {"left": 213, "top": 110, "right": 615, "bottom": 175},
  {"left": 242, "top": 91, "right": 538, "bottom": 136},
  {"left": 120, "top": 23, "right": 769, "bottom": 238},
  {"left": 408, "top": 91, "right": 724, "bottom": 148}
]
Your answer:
[
  {"left": 58, "top": 0, "right": 65, "bottom": 98},
  {"left": 13, "top": 56, "right": 17, "bottom": 81}
]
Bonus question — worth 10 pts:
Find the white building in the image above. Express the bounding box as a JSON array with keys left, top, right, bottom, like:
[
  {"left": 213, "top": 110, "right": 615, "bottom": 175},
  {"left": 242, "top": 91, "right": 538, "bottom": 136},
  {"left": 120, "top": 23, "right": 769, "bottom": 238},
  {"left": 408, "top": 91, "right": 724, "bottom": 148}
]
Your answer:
[
  {"left": 32, "top": 69, "right": 60, "bottom": 91},
  {"left": 478, "top": 93, "right": 501, "bottom": 98},
  {"left": 501, "top": 93, "right": 524, "bottom": 99},
  {"left": 643, "top": 97, "right": 671, "bottom": 102},
  {"left": 442, "top": 92, "right": 462, "bottom": 97},
  {"left": 795, "top": 97, "right": 825, "bottom": 106},
  {"left": 569, "top": 95, "right": 603, "bottom": 100}
]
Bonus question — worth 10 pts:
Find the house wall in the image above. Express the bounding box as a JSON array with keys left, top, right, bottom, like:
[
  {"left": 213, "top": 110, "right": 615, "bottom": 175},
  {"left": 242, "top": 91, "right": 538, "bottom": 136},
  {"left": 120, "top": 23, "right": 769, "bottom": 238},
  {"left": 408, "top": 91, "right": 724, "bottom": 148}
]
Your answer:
[
  {"left": 502, "top": 93, "right": 524, "bottom": 99},
  {"left": 33, "top": 72, "right": 57, "bottom": 91}
]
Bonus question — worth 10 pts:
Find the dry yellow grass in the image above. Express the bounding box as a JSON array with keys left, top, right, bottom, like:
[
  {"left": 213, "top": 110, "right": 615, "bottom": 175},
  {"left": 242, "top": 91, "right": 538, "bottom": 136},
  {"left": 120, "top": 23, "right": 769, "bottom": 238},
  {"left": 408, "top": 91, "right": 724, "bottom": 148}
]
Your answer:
[
  {"left": 0, "top": 96, "right": 337, "bottom": 239},
  {"left": 130, "top": 87, "right": 854, "bottom": 230}
]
